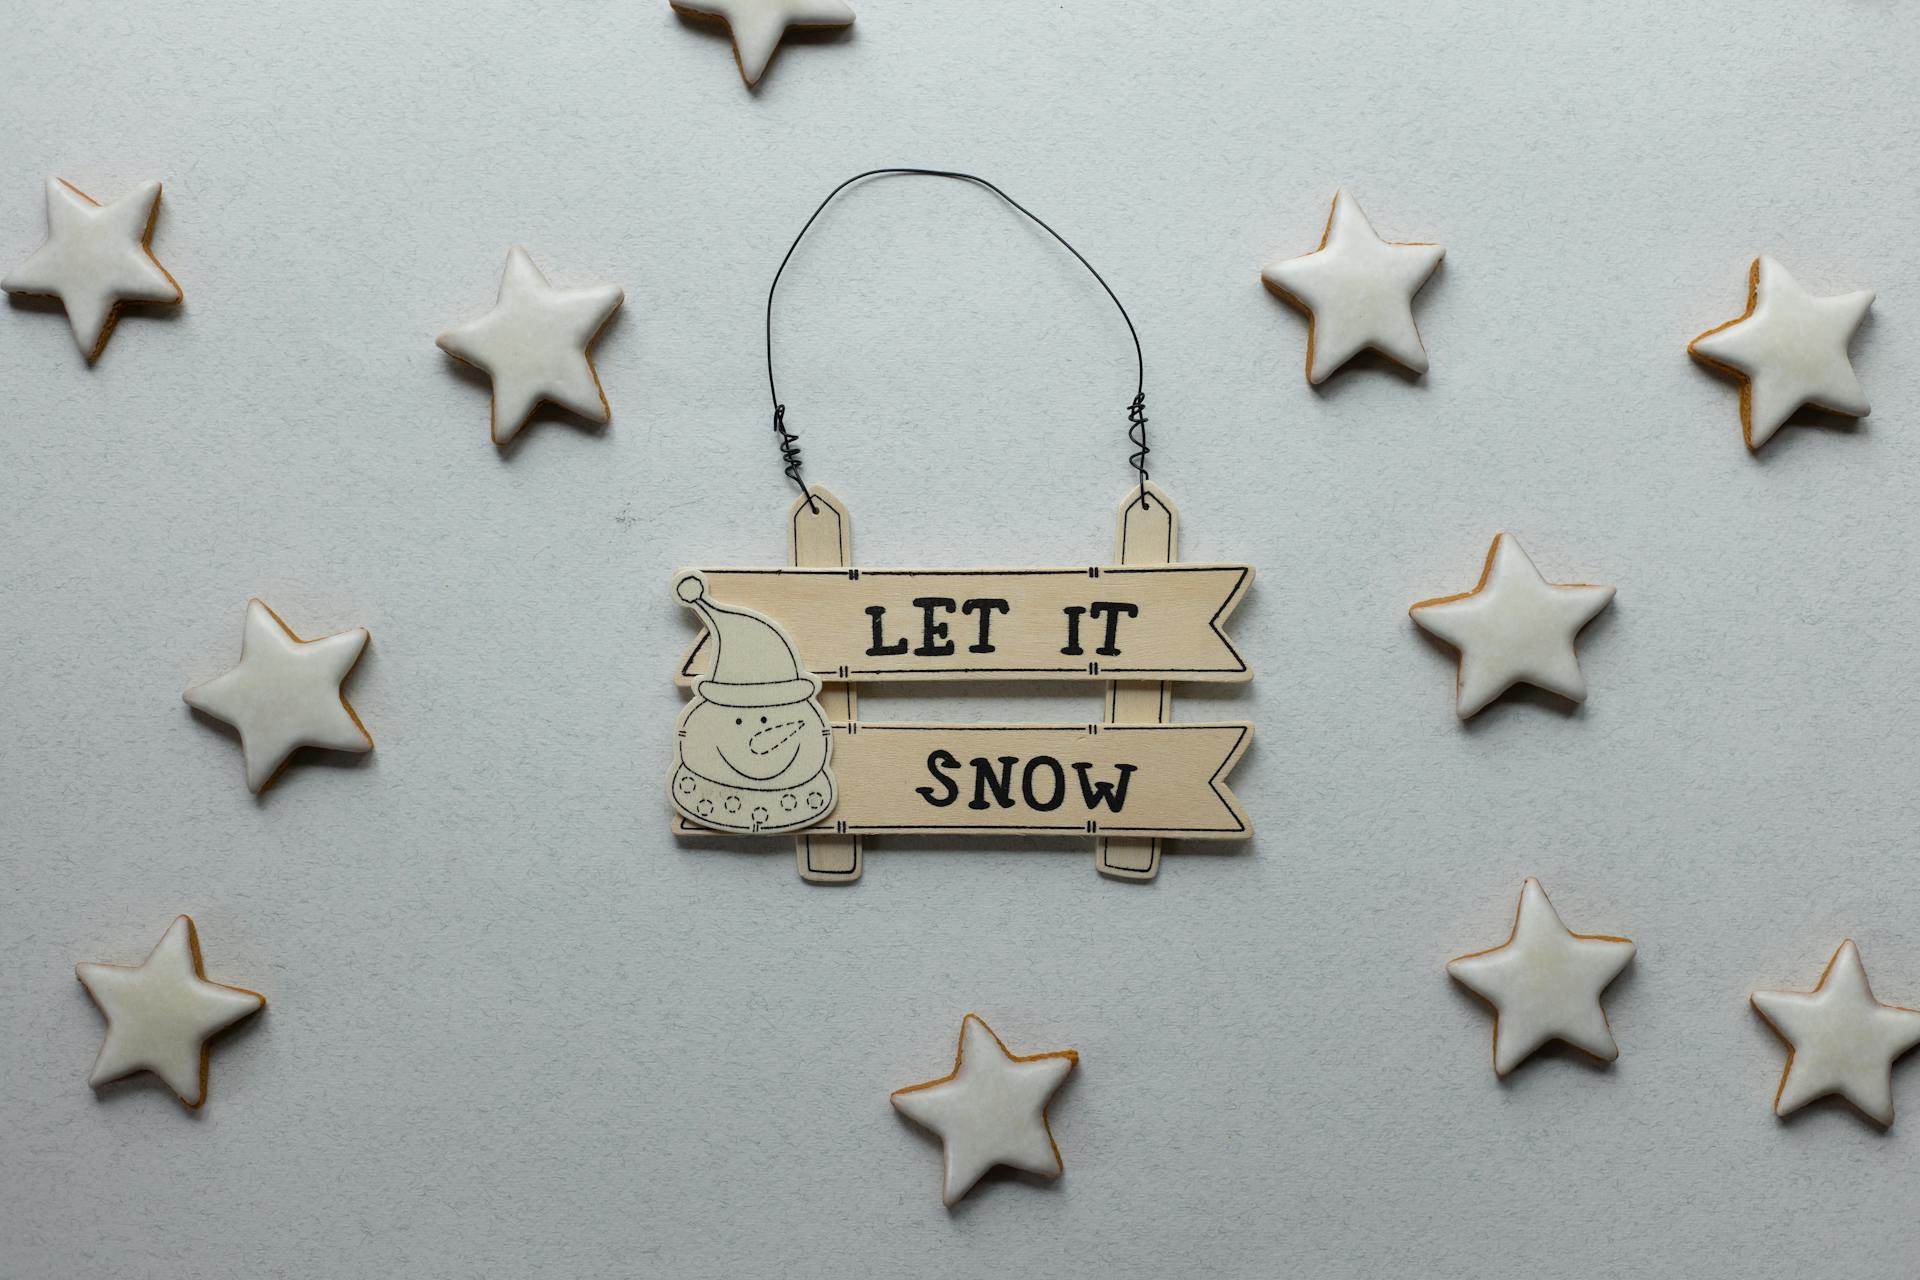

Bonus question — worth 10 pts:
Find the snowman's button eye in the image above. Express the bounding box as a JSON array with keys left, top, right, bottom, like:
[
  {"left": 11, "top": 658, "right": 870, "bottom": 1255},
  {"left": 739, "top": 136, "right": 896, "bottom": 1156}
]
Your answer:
[
  {"left": 735, "top": 717, "right": 742, "bottom": 725},
  {"left": 759, "top": 716, "right": 768, "bottom": 724}
]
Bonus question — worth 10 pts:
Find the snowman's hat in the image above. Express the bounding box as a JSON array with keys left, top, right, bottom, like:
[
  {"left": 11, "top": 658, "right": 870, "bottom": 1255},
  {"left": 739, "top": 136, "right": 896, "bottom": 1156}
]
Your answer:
[{"left": 676, "top": 572, "right": 821, "bottom": 708}]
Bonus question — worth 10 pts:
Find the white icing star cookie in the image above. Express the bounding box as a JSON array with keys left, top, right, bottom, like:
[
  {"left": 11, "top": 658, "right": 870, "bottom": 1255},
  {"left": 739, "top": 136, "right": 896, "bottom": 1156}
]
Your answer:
[
  {"left": 670, "top": 0, "right": 855, "bottom": 86},
  {"left": 1410, "top": 534, "right": 1614, "bottom": 718},
  {"left": 1689, "top": 256, "right": 1873, "bottom": 450},
  {"left": 892, "top": 1015, "right": 1077, "bottom": 1206},
  {"left": 1752, "top": 940, "right": 1920, "bottom": 1126},
  {"left": 3, "top": 178, "right": 181, "bottom": 359},
  {"left": 436, "top": 246, "right": 625, "bottom": 447},
  {"left": 1260, "top": 190, "right": 1444, "bottom": 384},
  {"left": 1448, "top": 879, "right": 1635, "bottom": 1077},
  {"left": 183, "top": 599, "right": 373, "bottom": 793},
  {"left": 76, "top": 916, "right": 264, "bottom": 1109}
]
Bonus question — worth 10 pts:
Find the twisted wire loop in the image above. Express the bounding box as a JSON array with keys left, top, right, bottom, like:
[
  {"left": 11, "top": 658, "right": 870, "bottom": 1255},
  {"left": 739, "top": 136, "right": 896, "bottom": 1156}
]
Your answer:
[
  {"left": 771, "top": 403, "right": 815, "bottom": 512},
  {"left": 1127, "top": 391, "right": 1151, "bottom": 509},
  {"left": 765, "top": 168, "right": 1148, "bottom": 506}
]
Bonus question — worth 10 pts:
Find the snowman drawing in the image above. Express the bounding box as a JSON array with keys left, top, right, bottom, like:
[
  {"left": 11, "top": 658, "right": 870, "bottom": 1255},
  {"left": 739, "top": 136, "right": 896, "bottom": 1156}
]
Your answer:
[{"left": 670, "top": 571, "right": 837, "bottom": 834}]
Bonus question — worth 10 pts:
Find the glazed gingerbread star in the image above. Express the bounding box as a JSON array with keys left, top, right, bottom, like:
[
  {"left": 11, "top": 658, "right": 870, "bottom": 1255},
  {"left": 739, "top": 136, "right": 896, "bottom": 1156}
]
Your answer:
[
  {"left": 183, "top": 600, "right": 373, "bottom": 793},
  {"left": 892, "top": 1015, "right": 1077, "bottom": 1205},
  {"left": 76, "top": 916, "right": 265, "bottom": 1109},
  {"left": 1261, "top": 190, "right": 1444, "bottom": 384},
  {"left": 1448, "top": 880, "right": 1635, "bottom": 1077},
  {"left": 4, "top": 178, "right": 181, "bottom": 359},
  {"left": 671, "top": 0, "right": 855, "bottom": 86},
  {"left": 1410, "top": 534, "right": 1614, "bottom": 718},
  {"left": 1753, "top": 941, "right": 1920, "bottom": 1126},
  {"left": 437, "top": 246, "right": 625, "bottom": 447},
  {"left": 1689, "top": 256, "right": 1873, "bottom": 450}
]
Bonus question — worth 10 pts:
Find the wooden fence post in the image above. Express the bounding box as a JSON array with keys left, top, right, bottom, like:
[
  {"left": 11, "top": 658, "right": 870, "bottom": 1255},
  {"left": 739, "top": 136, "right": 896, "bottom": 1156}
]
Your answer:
[
  {"left": 789, "top": 487, "right": 863, "bottom": 883},
  {"left": 1097, "top": 481, "right": 1178, "bottom": 880}
]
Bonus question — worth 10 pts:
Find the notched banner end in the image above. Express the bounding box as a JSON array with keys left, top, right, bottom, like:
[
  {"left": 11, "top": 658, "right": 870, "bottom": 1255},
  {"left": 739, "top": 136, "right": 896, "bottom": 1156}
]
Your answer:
[{"left": 676, "top": 564, "right": 1257, "bottom": 684}]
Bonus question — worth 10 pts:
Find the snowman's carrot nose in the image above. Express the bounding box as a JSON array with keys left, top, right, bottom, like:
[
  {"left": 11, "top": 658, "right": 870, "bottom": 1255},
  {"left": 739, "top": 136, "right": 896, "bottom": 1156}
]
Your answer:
[{"left": 749, "top": 719, "right": 805, "bottom": 755}]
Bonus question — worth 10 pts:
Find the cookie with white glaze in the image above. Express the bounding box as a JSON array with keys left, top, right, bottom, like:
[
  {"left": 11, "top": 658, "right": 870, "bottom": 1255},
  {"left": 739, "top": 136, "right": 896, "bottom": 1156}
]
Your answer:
[
  {"left": 183, "top": 599, "right": 373, "bottom": 793},
  {"left": 671, "top": 0, "right": 855, "bottom": 87},
  {"left": 1260, "top": 190, "right": 1443, "bottom": 384},
  {"left": 1410, "top": 533, "right": 1614, "bottom": 718},
  {"left": 76, "top": 916, "right": 264, "bottom": 1109},
  {"left": 1448, "top": 879, "right": 1634, "bottom": 1077},
  {"left": 1752, "top": 940, "right": 1920, "bottom": 1126},
  {"left": 3, "top": 178, "right": 181, "bottom": 360},
  {"left": 892, "top": 1015, "right": 1077, "bottom": 1206},
  {"left": 436, "top": 246, "right": 625, "bottom": 447},
  {"left": 1688, "top": 256, "right": 1873, "bottom": 450}
]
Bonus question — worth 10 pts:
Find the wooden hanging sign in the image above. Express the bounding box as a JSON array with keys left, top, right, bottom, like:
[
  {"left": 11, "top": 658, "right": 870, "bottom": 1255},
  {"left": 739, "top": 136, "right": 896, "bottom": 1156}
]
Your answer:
[
  {"left": 675, "top": 565, "right": 1251, "bottom": 684},
  {"left": 668, "top": 485, "right": 1258, "bottom": 874}
]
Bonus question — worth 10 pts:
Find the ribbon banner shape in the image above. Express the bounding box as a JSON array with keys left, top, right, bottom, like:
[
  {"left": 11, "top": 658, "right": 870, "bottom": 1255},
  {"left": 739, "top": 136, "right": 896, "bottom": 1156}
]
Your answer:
[
  {"left": 811, "top": 722, "right": 1249, "bottom": 840},
  {"left": 677, "top": 565, "right": 1253, "bottom": 683}
]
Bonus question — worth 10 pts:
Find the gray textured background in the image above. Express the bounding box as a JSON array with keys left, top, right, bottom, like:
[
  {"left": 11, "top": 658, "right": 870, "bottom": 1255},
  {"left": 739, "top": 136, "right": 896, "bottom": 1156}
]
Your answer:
[{"left": 4, "top": 1, "right": 1918, "bottom": 1276}]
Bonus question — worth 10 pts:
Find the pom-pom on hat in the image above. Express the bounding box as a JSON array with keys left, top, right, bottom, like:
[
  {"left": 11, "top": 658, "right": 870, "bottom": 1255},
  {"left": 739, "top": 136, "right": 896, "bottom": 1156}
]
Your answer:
[{"left": 676, "top": 572, "right": 822, "bottom": 708}]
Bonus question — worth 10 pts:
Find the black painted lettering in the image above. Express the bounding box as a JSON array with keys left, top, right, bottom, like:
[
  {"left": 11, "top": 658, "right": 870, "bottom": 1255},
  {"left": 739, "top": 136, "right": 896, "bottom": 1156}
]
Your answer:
[
  {"left": 1088, "top": 601, "right": 1140, "bottom": 656},
  {"left": 1060, "top": 605, "right": 1087, "bottom": 655},
  {"left": 961, "top": 598, "right": 1010, "bottom": 653},
  {"left": 864, "top": 605, "right": 908, "bottom": 656},
  {"left": 1022, "top": 756, "right": 1066, "bottom": 811},
  {"left": 915, "top": 749, "right": 961, "bottom": 806},
  {"left": 1074, "top": 761, "right": 1138, "bottom": 812},
  {"left": 912, "top": 597, "right": 957, "bottom": 657},
  {"left": 968, "top": 755, "right": 1020, "bottom": 810}
]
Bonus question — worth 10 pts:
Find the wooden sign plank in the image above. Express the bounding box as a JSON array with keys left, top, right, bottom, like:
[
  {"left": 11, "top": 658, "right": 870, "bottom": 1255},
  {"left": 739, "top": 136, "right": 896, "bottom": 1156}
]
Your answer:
[
  {"left": 676, "top": 563, "right": 1251, "bottom": 684},
  {"left": 789, "top": 489, "right": 862, "bottom": 883},
  {"left": 1099, "top": 483, "right": 1178, "bottom": 880},
  {"left": 817, "top": 721, "right": 1251, "bottom": 839}
]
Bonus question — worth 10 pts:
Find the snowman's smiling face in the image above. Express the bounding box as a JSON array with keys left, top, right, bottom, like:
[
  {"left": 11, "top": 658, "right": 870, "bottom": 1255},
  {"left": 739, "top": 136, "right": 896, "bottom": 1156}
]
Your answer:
[{"left": 680, "top": 698, "right": 831, "bottom": 789}]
